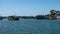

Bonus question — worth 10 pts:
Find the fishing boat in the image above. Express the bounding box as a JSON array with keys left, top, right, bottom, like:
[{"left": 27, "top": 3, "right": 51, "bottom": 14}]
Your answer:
[{"left": 8, "top": 16, "right": 19, "bottom": 20}]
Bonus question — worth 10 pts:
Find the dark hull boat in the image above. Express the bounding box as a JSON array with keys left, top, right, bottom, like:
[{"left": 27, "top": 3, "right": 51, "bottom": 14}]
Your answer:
[
  {"left": 8, "top": 16, "right": 19, "bottom": 20},
  {"left": 0, "top": 16, "right": 3, "bottom": 20}
]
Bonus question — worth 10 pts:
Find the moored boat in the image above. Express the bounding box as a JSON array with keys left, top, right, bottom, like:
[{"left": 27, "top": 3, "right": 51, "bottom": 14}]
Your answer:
[
  {"left": 0, "top": 16, "right": 3, "bottom": 20},
  {"left": 8, "top": 16, "right": 19, "bottom": 20}
]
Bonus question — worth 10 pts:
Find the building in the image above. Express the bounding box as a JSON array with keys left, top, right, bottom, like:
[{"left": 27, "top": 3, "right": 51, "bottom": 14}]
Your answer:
[{"left": 56, "top": 15, "right": 60, "bottom": 19}]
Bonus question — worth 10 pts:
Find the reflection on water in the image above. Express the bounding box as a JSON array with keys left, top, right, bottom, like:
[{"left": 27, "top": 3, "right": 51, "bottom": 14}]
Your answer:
[{"left": 0, "top": 19, "right": 60, "bottom": 34}]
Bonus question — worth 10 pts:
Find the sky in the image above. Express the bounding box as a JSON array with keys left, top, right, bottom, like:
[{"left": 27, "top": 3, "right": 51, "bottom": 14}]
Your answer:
[{"left": 0, "top": 0, "right": 60, "bottom": 16}]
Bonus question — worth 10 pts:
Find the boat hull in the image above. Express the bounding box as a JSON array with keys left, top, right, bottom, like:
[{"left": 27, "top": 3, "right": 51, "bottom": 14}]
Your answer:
[{"left": 8, "top": 16, "right": 19, "bottom": 20}]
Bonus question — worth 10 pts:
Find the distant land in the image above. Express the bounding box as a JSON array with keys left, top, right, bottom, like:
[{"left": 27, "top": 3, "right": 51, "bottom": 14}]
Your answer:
[{"left": 0, "top": 9, "right": 60, "bottom": 20}]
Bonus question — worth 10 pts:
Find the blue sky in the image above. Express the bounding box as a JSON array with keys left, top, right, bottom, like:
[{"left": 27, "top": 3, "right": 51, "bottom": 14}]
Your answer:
[{"left": 0, "top": 0, "right": 60, "bottom": 16}]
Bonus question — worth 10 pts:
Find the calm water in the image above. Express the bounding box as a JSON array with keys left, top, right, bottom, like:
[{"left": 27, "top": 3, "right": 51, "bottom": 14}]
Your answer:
[{"left": 0, "top": 19, "right": 60, "bottom": 34}]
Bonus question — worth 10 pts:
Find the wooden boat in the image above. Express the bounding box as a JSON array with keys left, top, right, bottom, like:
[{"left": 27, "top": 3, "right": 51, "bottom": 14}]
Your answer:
[{"left": 8, "top": 16, "right": 19, "bottom": 20}]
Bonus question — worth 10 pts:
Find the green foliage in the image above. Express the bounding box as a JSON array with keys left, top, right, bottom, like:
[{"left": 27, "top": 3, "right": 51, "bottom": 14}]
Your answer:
[
  {"left": 50, "top": 9, "right": 60, "bottom": 17},
  {"left": 50, "top": 10, "right": 55, "bottom": 17}
]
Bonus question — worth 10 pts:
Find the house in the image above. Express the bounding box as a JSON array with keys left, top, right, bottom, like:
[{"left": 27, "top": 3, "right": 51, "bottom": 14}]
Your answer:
[{"left": 56, "top": 15, "right": 60, "bottom": 19}]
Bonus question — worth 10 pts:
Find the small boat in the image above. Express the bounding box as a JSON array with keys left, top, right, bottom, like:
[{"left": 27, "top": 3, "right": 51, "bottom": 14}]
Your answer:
[
  {"left": 8, "top": 16, "right": 19, "bottom": 20},
  {"left": 0, "top": 16, "right": 3, "bottom": 20}
]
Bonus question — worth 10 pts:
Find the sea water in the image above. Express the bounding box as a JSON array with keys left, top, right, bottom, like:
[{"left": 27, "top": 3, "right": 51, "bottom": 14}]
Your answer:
[{"left": 0, "top": 19, "right": 60, "bottom": 34}]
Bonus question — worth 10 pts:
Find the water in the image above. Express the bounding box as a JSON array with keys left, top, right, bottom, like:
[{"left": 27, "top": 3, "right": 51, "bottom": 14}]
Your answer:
[{"left": 0, "top": 19, "right": 60, "bottom": 34}]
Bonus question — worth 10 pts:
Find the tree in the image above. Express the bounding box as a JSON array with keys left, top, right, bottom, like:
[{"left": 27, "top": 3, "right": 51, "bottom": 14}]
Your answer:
[
  {"left": 50, "top": 10, "right": 55, "bottom": 17},
  {"left": 55, "top": 11, "right": 60, "bottom": 15}
]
